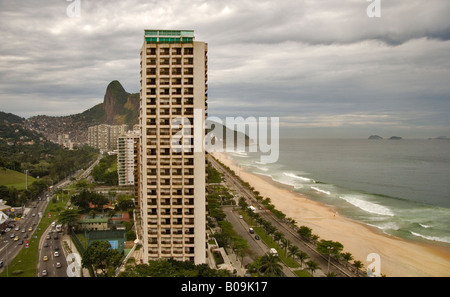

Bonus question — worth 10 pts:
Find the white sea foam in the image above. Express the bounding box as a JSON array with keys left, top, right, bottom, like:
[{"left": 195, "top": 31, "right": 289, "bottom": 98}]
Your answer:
[
  {"left": 230, "top": 152, "right": 249, "bottom": 158},
  {"left": 310, "top": 186, "right": 331, "bottom": 195},
  {"left": 339, "top": 195, "right": 395, "bottom": 217},
  {"left": 367, "top": 222, "right": 400, "bottom": 232},
  {"left": 419, "top": 223, "right": 432, "bottom": 229},
  {"left": 410, "top": 232, "right": 450, "bottom": 244},
  {"left": 283, "top": 172, "right": 314, "bottom": 183},
  {"left": 253, "top": 172, "right": 296, "bottom": 188}
]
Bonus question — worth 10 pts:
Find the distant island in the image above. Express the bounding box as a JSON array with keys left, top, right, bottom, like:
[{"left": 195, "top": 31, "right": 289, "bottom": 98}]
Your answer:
[{"left": 368, "top": 135, "right": 404, "bottom": 140}]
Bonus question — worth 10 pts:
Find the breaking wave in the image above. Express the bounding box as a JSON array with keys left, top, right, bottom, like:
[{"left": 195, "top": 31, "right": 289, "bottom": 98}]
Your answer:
[{"left": 339, "top": 195, "right": 395, "bottom": 217}]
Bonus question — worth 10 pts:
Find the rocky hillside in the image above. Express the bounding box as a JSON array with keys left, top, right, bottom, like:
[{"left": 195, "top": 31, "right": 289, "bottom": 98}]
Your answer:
[
  {"left": 103, "top": 80, "right": 139, "bottom": 125},
  {"left": 24, "top": 80, "right": 139, "bottom": 145}
]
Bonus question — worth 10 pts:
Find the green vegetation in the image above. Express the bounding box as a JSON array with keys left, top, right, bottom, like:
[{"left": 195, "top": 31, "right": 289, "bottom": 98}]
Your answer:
[
  {"left": 247, "top": 254, "right": 283, "bottom": 277},
  {"left": 81, "top": 240, "right": 123, "bottom": 277},
  {"left": 71, "top": 189, "right": 109, "bottom": 212},
  {"left": 119, "top": 259, "right": 232, "bottom": 277},
  {"left": 207, "top": 163, "right": 222, "bottom": 183},
  {"left": 91, "top": 154, "right": 118, "bottom": 185}
]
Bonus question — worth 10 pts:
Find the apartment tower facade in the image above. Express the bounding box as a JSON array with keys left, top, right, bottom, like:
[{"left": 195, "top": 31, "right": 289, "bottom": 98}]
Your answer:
[
  {"left": 117, "top": 129, "right": 140, "bottom": 187},
  {"left": 139, "top": 30, "right": 207, "bottom": 264}
]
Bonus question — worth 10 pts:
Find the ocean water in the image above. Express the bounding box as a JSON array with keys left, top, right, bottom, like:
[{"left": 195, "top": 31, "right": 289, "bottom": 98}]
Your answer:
[{"left": 225, "top": 138, "right": 450, "bottom": 247}]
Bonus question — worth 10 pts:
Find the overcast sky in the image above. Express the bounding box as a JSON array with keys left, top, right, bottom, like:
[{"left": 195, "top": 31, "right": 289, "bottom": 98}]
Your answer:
[{"left": 1, "top": 0, "right": 449, "bottom": 138}]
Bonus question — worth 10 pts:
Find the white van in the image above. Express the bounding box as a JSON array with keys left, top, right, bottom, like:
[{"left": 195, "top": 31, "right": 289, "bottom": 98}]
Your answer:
[
  {"left": 249, "top": 228, "right": 254, "bottom": 234},
  {"left": 269, "top": 248, "right": 278, "bottom": 256}
]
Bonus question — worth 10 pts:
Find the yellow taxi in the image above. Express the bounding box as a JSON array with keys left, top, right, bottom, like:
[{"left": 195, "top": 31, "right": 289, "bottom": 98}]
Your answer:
[{"left": 43, "top": 256, "right": 48, "bottom": 261}]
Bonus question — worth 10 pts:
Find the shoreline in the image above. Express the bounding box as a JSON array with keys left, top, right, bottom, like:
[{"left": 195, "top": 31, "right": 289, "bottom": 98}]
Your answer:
[{"left": 212, "top": 152, "right": 450, "bottom": 277}]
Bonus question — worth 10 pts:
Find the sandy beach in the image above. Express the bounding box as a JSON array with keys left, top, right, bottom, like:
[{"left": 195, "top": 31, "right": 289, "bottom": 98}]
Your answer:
[{"left": 213, "top": 152, "right": 450, "bottom": 277}]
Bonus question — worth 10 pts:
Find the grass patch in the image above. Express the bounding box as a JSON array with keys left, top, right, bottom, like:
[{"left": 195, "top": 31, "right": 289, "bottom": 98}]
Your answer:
[
  {"left": 0, "top": 167, "right": 36, "bottom": 190},
  {"left": 294, "top": 269, "right": 312, "bottom": 277}
]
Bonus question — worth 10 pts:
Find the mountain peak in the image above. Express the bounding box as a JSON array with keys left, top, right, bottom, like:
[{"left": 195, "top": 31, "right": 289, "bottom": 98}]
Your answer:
[
  {"left": 103, "top": 80, "right": 138, "bottom": 125},
  {"left": 106, "top": 80, "right": 126, "bottom": 94}
]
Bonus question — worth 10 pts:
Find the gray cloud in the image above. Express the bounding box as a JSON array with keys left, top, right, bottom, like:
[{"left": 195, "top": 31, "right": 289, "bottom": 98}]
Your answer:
[{"left": 0, "top": 0, "right": 449, "bottom": 138}]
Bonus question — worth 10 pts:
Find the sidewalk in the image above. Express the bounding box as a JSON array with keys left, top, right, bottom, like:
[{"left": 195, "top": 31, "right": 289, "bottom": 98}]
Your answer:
[
  {"left": 61, "top": 233, "right": 90, "bottom": 277},
  {"left": 224, "top": 247, "right": 248, "bottom": 276}
]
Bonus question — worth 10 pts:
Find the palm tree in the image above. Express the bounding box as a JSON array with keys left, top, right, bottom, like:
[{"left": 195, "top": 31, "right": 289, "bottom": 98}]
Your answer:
[
  {"left": 57, "top": 208, "right": 80, "bottom": 234},
  {"left": 353, "top": 260, "right": 364, "bottom": 276},
  {"left": 341, "top": 252, "right": 353, "bottom": 268},
  {"left": 296, "top": 251, "right": 309, "bottom": 268},
  {"left": 306, "top": 260, "right": 319, "bottom": 276},
  {"left": 273, "top": 231, "right": 284, "bottom": 243},
  {"left": 258, "top": 254, "right": 283, "bottom": 277},
  {"left": 280, "top": 238, "right": 290, "bottom": 254},
  {"left": 287, "top": 245, "right": 300, "bottom": 260}
]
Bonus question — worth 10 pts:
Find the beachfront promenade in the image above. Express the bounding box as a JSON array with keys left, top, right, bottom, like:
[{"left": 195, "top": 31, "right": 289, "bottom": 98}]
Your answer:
[{"left": 208, "top": 154, "right": 357, "bottom": 277}]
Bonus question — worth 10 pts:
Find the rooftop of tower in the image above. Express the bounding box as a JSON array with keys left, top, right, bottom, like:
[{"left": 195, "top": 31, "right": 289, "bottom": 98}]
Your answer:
[{"left": 144, "top": 30, "right": 195, "bottom": 44}]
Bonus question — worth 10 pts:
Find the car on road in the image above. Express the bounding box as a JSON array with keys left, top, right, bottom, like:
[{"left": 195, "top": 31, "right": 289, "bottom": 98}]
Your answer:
[
  {"left": 54, "top": 251, "right": 59, "bottom": 257},
  {"left": 14, "top": 236, "right": 19, "bottom": 241},
  {"left": 42, "top": 270, "right": 47, "bottom": 276},
  {"left": 28, "top": 227, "right": 32, "bottom": 232},
  {"left": 43, "top": 256, "right": 48, "bottom": 261},
  {"left": 56, "top": 262, "right": 61, "bottom": 268},
  {"left": 255, "top": 235, "right": 260, "bottom": 240}
]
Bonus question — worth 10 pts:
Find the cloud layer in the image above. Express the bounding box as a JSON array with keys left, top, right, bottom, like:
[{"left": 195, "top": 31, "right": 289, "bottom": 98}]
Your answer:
[{"left": 0, "top": 0, "right": 449, "bottom": 137}]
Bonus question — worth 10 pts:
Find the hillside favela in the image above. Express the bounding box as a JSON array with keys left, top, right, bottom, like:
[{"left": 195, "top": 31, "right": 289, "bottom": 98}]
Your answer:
[{"left": 1, "top": 1, "right": 450, "bottom": 288}]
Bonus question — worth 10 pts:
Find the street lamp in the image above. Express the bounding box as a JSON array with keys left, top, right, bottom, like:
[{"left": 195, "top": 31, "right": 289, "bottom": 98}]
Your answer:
[
  {"left": 25, "top": 169, "right": 28, "bottom": 190},
  {"left": 327, "top": 246, "right": 334, "bottom": 274}
]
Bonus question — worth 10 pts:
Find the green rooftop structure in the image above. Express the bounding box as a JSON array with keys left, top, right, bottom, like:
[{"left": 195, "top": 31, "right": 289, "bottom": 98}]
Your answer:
[{"left": 144, "top": 29, "right": 194, "bottom": 43}]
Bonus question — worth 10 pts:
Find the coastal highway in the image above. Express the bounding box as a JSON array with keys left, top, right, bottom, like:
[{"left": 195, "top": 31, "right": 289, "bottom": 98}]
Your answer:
[
  {"left": 222, "top": 205, "right": 297, "bottom": 277},
  {"left": 208, "top": 154, "right": 356, "bottom": 277},
  {"left": 37, "top": 224, "right": 67, "bottom": 277}
]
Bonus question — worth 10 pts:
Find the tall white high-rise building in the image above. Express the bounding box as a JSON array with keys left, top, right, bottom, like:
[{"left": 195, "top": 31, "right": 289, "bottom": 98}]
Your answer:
[
  {"left": 139, "top": 30, "right": 207, "bottom": 264},
  {"left": 117, "top": 129, "right": 140, "bottom": 186}
]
